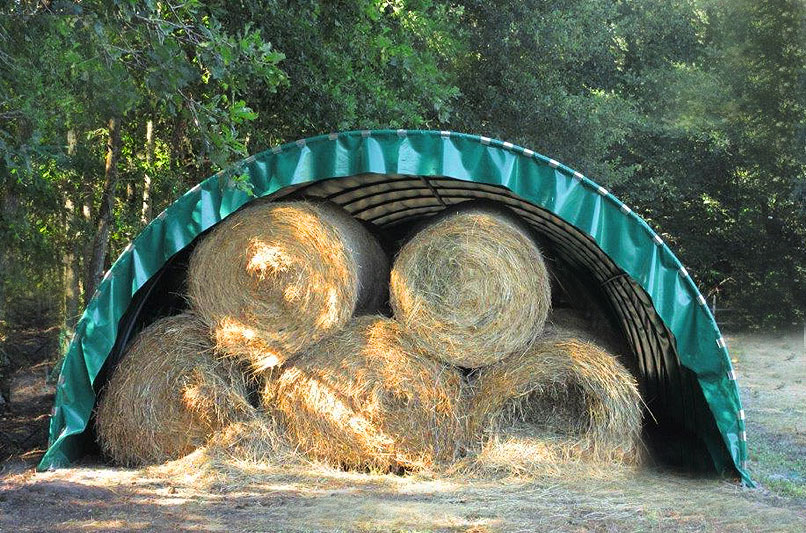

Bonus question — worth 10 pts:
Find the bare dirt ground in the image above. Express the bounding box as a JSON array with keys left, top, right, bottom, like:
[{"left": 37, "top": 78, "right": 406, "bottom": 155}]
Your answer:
[{"left": 1, "top": 330, "right": 805, "bottom": 532}]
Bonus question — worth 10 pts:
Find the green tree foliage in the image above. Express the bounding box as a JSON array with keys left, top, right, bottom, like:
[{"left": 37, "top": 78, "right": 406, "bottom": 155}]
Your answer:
[
  {"left": 1, "top": 0, "right": 286, "bottom": 324},
  {"left": 449, "top": 0, "right": 639, "bottom": 183},
  {"left": 218, "top": 0, "right": 463, "bottom": 146},
  {"left": 0, "top": 0, "right": 803, "bottom": 334},
  {"left": 612, "top": 0, "right": 806, "bottom": 326}
]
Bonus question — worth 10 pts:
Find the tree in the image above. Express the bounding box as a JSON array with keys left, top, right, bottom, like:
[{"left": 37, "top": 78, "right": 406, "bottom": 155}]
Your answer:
[
  {"left": 0, "top": 0, "right": 286, "bottom": 331},
  {"left": 1, "top": 0, "right": 803, "bottom": 332}
]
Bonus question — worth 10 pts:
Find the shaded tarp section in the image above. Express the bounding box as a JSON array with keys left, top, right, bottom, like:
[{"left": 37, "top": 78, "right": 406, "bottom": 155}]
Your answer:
[{"left": 38, "top": 129, "right": 750, "bottom": 484}]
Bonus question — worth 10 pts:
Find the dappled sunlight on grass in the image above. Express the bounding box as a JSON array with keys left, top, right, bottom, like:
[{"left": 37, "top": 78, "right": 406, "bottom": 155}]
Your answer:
[
  {"left": 727, "top": 331, "right": 806, "bottom": 504},
  {"left": 3, "top": 459, "right": 804, "bottom": 532}
]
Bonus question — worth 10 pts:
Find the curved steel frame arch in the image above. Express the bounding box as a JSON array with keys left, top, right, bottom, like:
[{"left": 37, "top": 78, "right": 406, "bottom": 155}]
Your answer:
[{"left": 38, "top": 129, "right": 750, "bottom": 484}]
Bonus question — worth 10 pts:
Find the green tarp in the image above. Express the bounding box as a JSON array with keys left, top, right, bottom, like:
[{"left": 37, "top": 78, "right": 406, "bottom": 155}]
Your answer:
[{"left": 38, "top": 129, "right": 750, "bottom": 484}]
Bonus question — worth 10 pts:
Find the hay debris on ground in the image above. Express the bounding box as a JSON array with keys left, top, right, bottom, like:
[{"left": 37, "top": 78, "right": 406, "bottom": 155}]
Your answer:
[
  {"left": 270, "top": 316, "right": 467, "bottom": 473},
  {"left": 150, "top": 412, "right": 304, "bottom": 489},
  {"left": 467, "top": 330, "right": 644, "bottom": 465},
  {"left": 450, "top": 423, "right": 638, "bottom": 479},
  {"left": 95, "top": 313, "right": 255, "bottom": 466},
  {"left": 390, "top": 204, "right": 551, "bottom": 368},
  {"left": 187, "top": 200, "right": 388, "bottom": 372}
]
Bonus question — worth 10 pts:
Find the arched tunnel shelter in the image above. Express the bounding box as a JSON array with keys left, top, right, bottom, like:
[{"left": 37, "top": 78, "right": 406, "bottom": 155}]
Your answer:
[{"left": 38, "top": 130, "right": 750, "bottom": 484}]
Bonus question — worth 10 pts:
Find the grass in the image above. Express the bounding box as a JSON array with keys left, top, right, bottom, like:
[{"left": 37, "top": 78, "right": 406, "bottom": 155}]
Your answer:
[{"left": 728, "top": 330, "right": 806, "bottom": 506}]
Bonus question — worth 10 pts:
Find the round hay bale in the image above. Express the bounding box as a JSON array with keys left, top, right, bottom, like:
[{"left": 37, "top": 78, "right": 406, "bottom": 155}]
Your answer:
[
  {"left": 270, "top": 316, "right": 467, "bottom": 472},
  {"left": 468, "top": 330, "right": 643, "bottom": 463},
  {"left": 187, "top": 200, "right": 389, "bottom": 372},
  {"left": 390, "top": 205, "right": 551, "bottom": 368},
  {"left": 95, "top": 313, "right": 255, "bottom": 466}
]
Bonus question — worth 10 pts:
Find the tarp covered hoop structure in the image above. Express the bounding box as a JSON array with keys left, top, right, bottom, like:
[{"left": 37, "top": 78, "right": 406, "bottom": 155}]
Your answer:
[{"left": 39, "top": 129, "right": 750, "bottom": 484}]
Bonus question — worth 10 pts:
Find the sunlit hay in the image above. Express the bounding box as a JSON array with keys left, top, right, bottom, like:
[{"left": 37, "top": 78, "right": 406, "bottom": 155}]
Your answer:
[
  {"left": 448, "top": 423, "right": 635, "bottom": 480},
  {"left": 271, "top": 316, "right": 467, "bottom": 473},
  {"left": 390, "top": 205, "right": 551, "bottom": 368},
  {"left": 95, "top": 314, "right": 256, "bottom": 466},
  {"left": 208, "top": 415, "right": 291, "bottom": 463},
  {"left": 467, "top": 331, "right": 644, "bottom": 466},
  {"left": 150, "top": 413, "right": 305, "bottom": 489},
  {"left": 187, "top": 200, "right": 389, "bottom": 372}
]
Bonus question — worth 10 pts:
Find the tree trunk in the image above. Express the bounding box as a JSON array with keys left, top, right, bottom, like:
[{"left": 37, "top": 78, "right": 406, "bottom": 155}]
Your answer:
[
  {"left": 141, "top": 118, "right": 154, "bottom": 225},
  {"left": 63, "top": 195, "right": 79, "bottom": 329},
  {"left": 126, "top": 181, "right": 135, "bottom": 208},
  {"left": 63, "top": 129, "right": 80, "bottom": 331},
  {"left": 85, "top": 116, "right": 122, "bottom": 299},
  {"left": 0, "top": 179, "right": 19, "bottom": 329},
  {"left": 79, "top": 180, "right": 93, "bottom": 306}
]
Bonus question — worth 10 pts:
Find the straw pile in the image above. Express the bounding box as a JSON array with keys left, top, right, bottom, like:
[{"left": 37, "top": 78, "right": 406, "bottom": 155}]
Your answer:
[
  {"left": 390, "top": 205, "right": 551, "bottom": 368},
  {"left": 95, "top": 313, "right": 255, "bottom": 466},
  {"left": 468, "top": 329, "right": 643, "bottom": 464},
  {"left": 187, "top": 200, "right": 389, "bottom": 372},
  {"left": 270, "top": 316, "right": 467, "bottom": 472}
]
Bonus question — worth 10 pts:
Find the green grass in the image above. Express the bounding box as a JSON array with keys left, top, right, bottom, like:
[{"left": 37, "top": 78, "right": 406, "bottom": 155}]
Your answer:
[{"left": 749, "top": 423, "right": 806, "bottom": 500}]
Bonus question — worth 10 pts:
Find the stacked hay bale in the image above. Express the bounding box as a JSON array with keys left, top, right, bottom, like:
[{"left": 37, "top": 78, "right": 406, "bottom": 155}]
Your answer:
[
  {"left": 389, "top": 204, "right": 642, "bottom": 470},
  {"left": 187, "top": 200, "right": 389, "bottom": 372},
  {"left": 95, "top": 199, "right": 644, "bottom": 473},
  {"left": 95, "top": 313, "right": 255, "bottom": 466},
  {"left": 467, "top": 329, "right": 643, "bottom": 466},
  {"left": 270, "top": 316, "right": 465, "bottom": 472},
  {"left": 390, "top": 205, "right": 551, "bottom": 368}
]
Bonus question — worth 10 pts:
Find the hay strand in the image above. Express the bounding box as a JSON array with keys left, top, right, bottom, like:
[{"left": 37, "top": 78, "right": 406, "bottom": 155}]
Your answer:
[
  {"left": 271, "top": 316, "right": 467, "bottom": 472},
  {"left": 390, "top": 204, "right": 551, "bottom": 368},
  {"left": 187, "top": 200, "right": 388, "bottom": 371},
  {"left": 95, "top": 313, "right": 255, "bottom": 466}
]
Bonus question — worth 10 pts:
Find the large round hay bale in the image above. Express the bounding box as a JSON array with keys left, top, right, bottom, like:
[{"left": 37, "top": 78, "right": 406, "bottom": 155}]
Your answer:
[
  {"left": 187, "top": 200, "right": 389, "bottom": 372},
  {"left": 468, "top": 330, "right": 643, "bottom": 463},
  {"left": 390, "top": 204, "right": 551, "bottom": 368},
  {"left": 95, "top": 313, "right": 254, "bottom": 466},
  {"left": 270, "top": 316, "right": 467, "bottom": 472}
]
